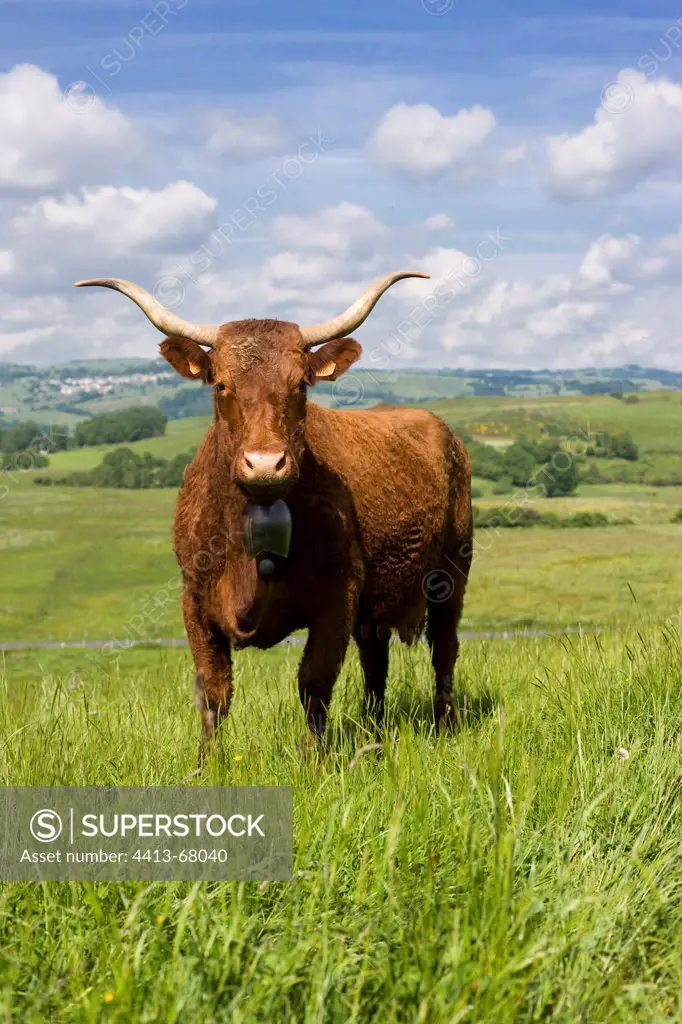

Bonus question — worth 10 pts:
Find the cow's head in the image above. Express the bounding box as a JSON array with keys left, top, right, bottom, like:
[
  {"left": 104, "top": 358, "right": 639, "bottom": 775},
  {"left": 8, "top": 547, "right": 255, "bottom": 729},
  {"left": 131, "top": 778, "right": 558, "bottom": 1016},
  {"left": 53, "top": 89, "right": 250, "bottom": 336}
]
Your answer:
[{"left": 74, "top": 272, "right": 429, "bottom": 502}]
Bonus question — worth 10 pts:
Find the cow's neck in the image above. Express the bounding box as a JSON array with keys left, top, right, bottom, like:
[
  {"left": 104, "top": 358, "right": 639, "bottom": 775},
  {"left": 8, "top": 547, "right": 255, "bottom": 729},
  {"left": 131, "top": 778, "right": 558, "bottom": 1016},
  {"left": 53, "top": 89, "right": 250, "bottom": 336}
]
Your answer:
[{"left": 205, "top": 419, "right": 303, "bottom": 639}]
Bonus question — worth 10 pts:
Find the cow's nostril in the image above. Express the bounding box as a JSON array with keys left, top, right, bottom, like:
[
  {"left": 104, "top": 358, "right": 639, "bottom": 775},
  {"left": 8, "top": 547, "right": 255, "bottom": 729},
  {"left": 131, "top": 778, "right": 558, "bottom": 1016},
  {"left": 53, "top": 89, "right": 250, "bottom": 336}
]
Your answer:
[
  {"left": 275, "top": 454, "right": 287, "bottom": 473},
  {"left": 243, "top": 455, "right": 254, "bottom": 471}
]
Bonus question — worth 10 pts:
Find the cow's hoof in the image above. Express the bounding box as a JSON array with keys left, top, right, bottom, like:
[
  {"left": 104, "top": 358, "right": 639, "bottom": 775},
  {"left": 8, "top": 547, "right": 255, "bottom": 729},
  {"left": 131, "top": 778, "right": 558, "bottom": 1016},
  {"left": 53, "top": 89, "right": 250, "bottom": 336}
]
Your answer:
[{"left": 435, "top": 696, "right": 464, "bottom": 733}]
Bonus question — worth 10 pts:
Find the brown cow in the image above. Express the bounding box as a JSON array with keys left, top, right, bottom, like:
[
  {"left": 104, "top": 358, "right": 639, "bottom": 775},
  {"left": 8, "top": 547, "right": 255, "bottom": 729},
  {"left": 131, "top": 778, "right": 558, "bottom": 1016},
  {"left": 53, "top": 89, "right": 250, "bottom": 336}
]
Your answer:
[{"left": 75, "top": 274, "right": 473, "bottom": 754}]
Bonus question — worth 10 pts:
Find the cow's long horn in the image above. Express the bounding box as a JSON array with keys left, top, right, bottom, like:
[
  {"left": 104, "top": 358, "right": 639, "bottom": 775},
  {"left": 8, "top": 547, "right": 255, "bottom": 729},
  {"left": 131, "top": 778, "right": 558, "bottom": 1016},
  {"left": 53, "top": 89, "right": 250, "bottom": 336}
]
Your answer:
[
  {"left": 299, "top": 271, "right": 431, "bottom": 348},
  {"left": 74, "top": 278, "right": 220, "bottom": 348}
]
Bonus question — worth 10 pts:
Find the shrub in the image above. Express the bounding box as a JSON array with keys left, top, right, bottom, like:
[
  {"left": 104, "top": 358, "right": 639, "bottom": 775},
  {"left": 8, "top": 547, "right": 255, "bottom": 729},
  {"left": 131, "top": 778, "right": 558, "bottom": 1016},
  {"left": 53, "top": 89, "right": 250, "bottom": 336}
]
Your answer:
[
  {"left": 74, "top": 407, "right": 168, "bottom": 447},
  {"left": 159, "top": 387, "right": 213, "bottom": 420},
  {"left": 532, "top": 458, "right": 577, "bottom": 497},
  {"left": 564, "top": 511, "right": 609, "bottom": 528},
  {"left": 541, "top": 457, "right": 580, "bottom": 497},
  {"left": 467, "top": 441, "right": 506, "bottom": 481},
  {"left": 518, "top": 437, "right": 563, "bottom": 465},
  {"left": 472, "top": 505, "right": 628, "bottom": 530},
  {"left": 473, "top": 506, "right": 543, "bottom": 529},
  {"left": 502, "top": 443, "right": 537, "bottom": 487},
  {"left": 0, "top": 421, "right": 69, "bottom": 455},
  {"left": 1, "top": 451, "right": 49, "bottom": 470},
  {"left": 34, "top": 446, "right": 195, "bottom": 489},
  {"left": 586, "top": 430, "right": 639, "bottom": 461}
]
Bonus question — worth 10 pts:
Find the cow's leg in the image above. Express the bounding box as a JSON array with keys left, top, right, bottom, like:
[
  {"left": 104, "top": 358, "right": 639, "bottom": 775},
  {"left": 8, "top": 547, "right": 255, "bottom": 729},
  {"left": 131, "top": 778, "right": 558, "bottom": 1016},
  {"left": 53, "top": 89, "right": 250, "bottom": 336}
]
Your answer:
[
  {"left": 354, "top": 625, "right": 389, "bottom": 727},
  {"left": 426, "top": 573, "right": 467, "bottom": 731},
  {"left": 183, "top": 590, "right": 233, "bottom": 761},
  {"left": 298, "top": 611, "right": 352, "bottom": 747}
]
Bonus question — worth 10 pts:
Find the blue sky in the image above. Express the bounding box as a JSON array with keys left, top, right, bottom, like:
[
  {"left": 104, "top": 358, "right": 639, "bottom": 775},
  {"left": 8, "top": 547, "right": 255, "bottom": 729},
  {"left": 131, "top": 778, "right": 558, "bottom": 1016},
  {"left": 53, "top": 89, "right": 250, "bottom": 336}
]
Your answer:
[{"left": 2, "top": 0, "right": 682, "bottom": 368}]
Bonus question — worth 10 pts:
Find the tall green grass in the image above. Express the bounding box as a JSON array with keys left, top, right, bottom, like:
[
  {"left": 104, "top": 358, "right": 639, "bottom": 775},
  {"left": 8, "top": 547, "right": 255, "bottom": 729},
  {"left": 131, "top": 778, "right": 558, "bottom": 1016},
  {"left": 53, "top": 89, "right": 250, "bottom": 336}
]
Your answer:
[{"left": 1, "top": 629, "right": 681, "bottom": 1021}]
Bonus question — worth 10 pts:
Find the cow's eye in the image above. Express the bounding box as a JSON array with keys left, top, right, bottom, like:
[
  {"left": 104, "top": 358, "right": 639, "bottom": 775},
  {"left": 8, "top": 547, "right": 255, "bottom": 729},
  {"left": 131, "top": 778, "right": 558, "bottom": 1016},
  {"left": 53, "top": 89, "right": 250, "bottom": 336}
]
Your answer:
[{"left": 216, "top": 382, "right": 227, "bottom": 394}]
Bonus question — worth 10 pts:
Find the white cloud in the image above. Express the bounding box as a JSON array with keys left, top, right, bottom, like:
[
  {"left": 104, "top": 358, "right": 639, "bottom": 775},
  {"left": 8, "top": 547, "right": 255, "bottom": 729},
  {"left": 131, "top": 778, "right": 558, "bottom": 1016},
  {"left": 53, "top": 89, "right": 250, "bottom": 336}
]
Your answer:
[
  {"left": 169, "top": 217, "right": 682, "bottom": 372},
  {"left": 204, "top": 110, "right": 290, "bottom": 162},
  {"left": 464, "top": 275, "right": 573, "bottom": 326},
  {"left": 13, "top": 182, "right": 217, "bottom": 255},
  {"left": 524, "top": 299, "right": 605, "bottom": 341},
  {"left": 0, "top": 251, "right": 14, "bottom": 277},
  {"left": 0, "top": 180, "right": 218, "bottom": 360},
  {"left": 578, "top": 233, "right": 640, "bottom": 289},
  {"left": 423, "top": 213, "right": 454, "bottom": 231},
  {"left": 426, "top": 226, "right": 682, "bottom": 368},
  {"left": 4, "top": 214, "right": 682, "bottom": 369},
  {"left": 368, "top": 102, "right": 496, "bottom": 180},
  {"left": 499, "top": 142, "right": 527, "bottom": 168},
  {"left": 578, "top": 321, "right": 653, "bottom": 366},
  {"left": 270, "top": 203, "right": 388, "bottom": 257},
  {"left": 0, "top": 64, "right": 143, "bottom": 193},
  {"left": 546, "top": 69, "right": 682, "bottom": 200}
]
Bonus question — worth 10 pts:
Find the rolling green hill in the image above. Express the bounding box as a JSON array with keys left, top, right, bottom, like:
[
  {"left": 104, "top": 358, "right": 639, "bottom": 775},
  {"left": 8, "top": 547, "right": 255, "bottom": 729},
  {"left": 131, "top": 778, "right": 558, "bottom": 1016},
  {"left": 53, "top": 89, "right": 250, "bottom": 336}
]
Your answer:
[{"left": 2, "top": 358, "right": 682, "bottom": 425}]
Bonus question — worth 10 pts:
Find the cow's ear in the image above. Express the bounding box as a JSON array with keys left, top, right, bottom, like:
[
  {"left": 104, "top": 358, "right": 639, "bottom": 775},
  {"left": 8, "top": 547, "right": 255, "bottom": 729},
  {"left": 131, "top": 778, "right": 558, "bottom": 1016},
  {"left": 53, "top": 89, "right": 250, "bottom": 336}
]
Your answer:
[
  {"left": 307, "top": 338, "right": 362, "bottom": 384},
  {"left": 159, "top": 337, "right": 212, "bottom": 381}
]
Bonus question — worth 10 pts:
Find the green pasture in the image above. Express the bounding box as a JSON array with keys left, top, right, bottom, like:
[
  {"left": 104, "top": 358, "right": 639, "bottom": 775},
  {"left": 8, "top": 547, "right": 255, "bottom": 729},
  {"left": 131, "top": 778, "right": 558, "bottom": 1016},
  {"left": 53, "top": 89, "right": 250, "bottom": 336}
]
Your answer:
[
  {"left": 35, "top": 416, "right": 212, "bottom": 475},
  {"left": 1, "top": 390, "right": 682, "bottom": 1020},
  {"left": 1, "top": 470, "right": 682, "bottom": 640},
  {"left": 1, "top": 389, "right": 682, "bottom": 641},
  {"left": 428, "top": 388, "right": 682, "bottom": 453},
  {"left": 1, "top": 629, "right": 682, "bottom": 1020}
]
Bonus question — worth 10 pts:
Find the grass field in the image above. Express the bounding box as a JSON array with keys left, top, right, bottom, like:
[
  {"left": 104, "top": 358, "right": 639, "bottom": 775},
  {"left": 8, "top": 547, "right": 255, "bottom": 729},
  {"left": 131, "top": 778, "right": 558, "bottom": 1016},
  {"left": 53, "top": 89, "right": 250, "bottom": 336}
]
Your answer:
[
  {"left": 35, "top": 416, "right": 212, "bottom": 475},
  {"left": 0, "top": 390, "right": 681, "bottom": 641},
  {"left": 1, "top": 471, "right": 682, "bottom": 640},
  {"left": 2, "top": 390, "right": 682, "bottom": 1020},
  {"left": 428, "top": 388, "right": 682, "bottom": 453},
  {"left": 1, "top": 629, "right": 682, "bottom": 1021}
]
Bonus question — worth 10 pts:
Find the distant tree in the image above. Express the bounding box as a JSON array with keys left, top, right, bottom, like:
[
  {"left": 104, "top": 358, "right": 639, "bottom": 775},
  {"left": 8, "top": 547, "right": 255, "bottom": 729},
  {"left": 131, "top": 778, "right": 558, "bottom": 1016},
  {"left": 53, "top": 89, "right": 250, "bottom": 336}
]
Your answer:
[
  {"left": 157, "top": 450, "right": 196, "bottom": 487},
  {"left": 542, "top": 457, "right": 580, "bottom": 497},
  {"left": 89, "top": 448, "right": 164, "bottom": 488},
  {"left": 159, "top": 387, "right": 213, "bottom": 420},
  {"left": 587, "top": 430, "right": 639, "bottom": 461},
  {"left": 610, "top": 432, "right": 639, "bottom": 461},
  {"left": 0, "top": 420, "right": 70, "bottom": 455},
  {"left": 74, "top": 407, "right": 167, "bottom": 447},
  {"left": 1, "top": 451, "right": 49, "bottom": 470},
  {"left": 502, "top": 443, "right": 537, "bottom": 487},
  {"left": 36, "top": 446, "right": 195, "bottom": 489},
  {"left": 518, "top": 437, "right": 563, "bottom": 465},
  {"left": 467, "top": 441, "right": 506, "bottom": 481}
]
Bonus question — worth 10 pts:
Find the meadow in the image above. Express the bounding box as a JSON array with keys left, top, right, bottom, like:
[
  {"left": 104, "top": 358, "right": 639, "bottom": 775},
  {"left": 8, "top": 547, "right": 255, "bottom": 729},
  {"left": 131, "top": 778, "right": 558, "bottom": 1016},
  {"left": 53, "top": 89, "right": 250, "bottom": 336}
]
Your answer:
[
  {"left": 2, "top": 391, "right": 681, "bottom": 641},
  {"left": 1, "top": 389, "right": 682, "bottom": 1021},
  {"left": 1, "top": 630, "right": 682, "bottom": 1021}
]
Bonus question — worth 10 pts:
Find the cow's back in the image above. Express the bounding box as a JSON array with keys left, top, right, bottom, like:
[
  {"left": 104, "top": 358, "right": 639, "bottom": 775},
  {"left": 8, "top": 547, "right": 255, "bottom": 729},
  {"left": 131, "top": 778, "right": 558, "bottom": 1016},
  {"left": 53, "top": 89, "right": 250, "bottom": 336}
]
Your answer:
[{"left": 305, "top": 402, "right": 468, "bottom": 628}]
